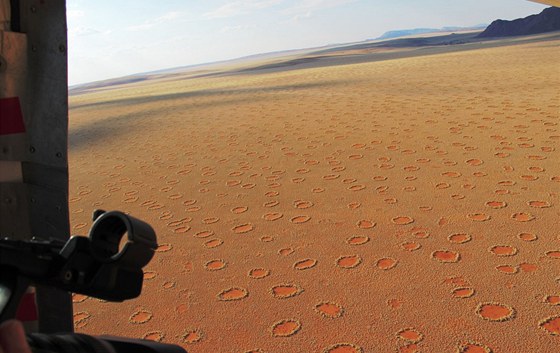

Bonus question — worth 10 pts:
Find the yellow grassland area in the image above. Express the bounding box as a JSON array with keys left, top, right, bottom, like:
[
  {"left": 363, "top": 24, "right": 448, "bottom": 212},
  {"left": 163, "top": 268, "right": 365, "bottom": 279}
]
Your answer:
[{"left": 69, "top": 36, "right": 560, "bottom": 353}]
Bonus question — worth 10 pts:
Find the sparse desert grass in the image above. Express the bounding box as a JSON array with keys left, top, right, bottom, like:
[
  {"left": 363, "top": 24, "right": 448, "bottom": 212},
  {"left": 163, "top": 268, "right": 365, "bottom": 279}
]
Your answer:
[{"left": 69, "top": 37, "right": 559, "bottom": 352}]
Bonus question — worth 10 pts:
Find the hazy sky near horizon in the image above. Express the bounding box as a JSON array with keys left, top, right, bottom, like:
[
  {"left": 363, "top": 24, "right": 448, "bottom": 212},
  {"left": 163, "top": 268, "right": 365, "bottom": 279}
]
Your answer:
[{"left": 67, "top": 0, "right": 548, "bottom": 85}]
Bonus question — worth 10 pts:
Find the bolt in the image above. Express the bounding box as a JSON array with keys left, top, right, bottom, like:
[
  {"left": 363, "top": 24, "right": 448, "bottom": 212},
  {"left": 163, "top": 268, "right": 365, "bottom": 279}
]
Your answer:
[
  {"left": 58, "top": 44, "right": 66, "bottom": 53},
  {"left": 30, "top": 6, "right": 36, "bottom": 13},
  {"left": 30, "top": 146, "right": 36, "bottom": 153},
  {"left": 31, "top": 45, "right": 37, "bottom": 52},
  {"left": 64, "top": 270, "right": 73, "bottom": 281},
  {"left": 56, "top": 152, "right": 62, "bottom": 158}
]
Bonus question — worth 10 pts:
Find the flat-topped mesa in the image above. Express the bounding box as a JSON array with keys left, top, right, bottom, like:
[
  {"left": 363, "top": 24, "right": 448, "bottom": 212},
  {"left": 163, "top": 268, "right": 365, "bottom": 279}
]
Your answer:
[{"left": 478, "top": 6, "right": 560, "bottom": 37}]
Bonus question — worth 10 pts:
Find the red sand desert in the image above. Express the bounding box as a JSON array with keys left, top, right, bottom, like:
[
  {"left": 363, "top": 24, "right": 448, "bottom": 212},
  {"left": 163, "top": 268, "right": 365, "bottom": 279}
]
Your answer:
[{"left": 68, "top": 34, "right": 559, "bottom": 352}]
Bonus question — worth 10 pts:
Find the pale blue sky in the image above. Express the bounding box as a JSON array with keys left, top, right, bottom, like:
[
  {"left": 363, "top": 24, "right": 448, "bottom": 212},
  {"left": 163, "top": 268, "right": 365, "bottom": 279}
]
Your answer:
[{"left": 67, "top": 0, "right": 548, "bottom": 85}]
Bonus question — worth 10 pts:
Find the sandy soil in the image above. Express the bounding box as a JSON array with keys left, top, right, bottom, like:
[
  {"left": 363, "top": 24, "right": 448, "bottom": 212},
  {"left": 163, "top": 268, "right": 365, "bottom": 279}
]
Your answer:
[{"left": 68, "top": 37, "right": 559, "bottom": 353}]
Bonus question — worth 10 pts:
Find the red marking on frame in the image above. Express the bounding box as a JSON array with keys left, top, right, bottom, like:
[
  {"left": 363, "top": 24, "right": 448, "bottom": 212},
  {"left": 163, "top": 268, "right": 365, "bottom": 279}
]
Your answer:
[
  {"left": 0, "top": 97, "right": 26, "bottom": 135},
  {"left": 16, "top": 292, "right": 38, "bottom": 321}
]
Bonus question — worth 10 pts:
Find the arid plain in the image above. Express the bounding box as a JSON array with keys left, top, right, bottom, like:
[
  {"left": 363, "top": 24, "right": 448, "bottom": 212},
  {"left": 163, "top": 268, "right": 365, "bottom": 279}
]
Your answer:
[{"left": 68, "top": 35, "right": 560, "bottom": 353}]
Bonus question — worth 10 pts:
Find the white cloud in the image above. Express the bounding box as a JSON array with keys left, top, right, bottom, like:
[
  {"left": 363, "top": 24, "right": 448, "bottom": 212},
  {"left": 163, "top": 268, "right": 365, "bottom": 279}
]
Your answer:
[
  {"left": 204, "top": 0, "right": 284, "bottom": 19},
  {"left": 68, "top": 26, "right": 112, "bottom": 38},
  {"left": 292, "top": 11, "right": 313, "bottom": 22},
  {"left": 126, "top": 11, "right": 187, "bottom": 31},
  {"left": 220, "top": 24, "right": 258, "bottom": 33}
]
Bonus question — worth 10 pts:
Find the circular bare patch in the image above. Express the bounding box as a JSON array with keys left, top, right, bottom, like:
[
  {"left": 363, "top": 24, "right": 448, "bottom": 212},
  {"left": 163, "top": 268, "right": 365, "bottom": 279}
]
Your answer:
[
  {"left": 396, "top": 328, "right": 424, "bottom": 343},
  {"left": 346, "top": 235, "right": 370, "bottom": 245},
  {"left": 412, "top": 230, "right": 429, "bottom": 239},
  {"left": 231, "top": 206, "right": 248, "bottom": 214},
  {"left": 356, "top": 220, "right": 375, "bottom": 229},
  {"left": 544, "top": 295, "right": 560, "bottom": 306},
  {"left": 527, "top": 200, "right": 551, "bottom": 208},
  {"left": 194, "top": 230, "right": 214, "bottom": 238},
  {"left": 466, "top": 159, "right": 484, "bottom": 166},
  {"left": 263, "top": 212, "right": 283, "bottom": 221},
  {"left": 144, "top": 271, "right": 157, "bottom": 280},
  {"left": 293, "top": 258, "right": 318, "bottom": 270},
  {"left": 142, "top": 331, "right": 164, "bottom": 342},
  {"left": 539, "top": 315, "right": 560, "bottom": 336},
  {"left": 204, "top": 259, "right": 226, "bottom": 271},
  {"left": 74, "top": 311, "right": 90, "bottom": 327},
  {"left": 391, "top": 216, "right": 414, "bottom": 225},
  {"left": 489, "top": 245, "right": 518, "bottom": 257},
  {"left": 457, "top": 342, "right": 493, "bottom": 353},
  {"left": 162, "top": 281, "right": 175, "bottom": 289},
  {"left": 232, "top": 223, "right": 254, "bottom": 234},
  {"left": 202, "top": 217, "right": 219, "bottom": 224},
  {"left": 155, "top": 243, "right": 173, "bottom": 252},
  {"left": 348, "top": 184, "right": 366, "bottom": 191},
  {"left": 401, "top": 241, "right": 421, "bottom": 251},
  {"left": 294, "top": 200, "right": 314, "bottom": 209},
  {"left": 271, "top": 319, "right": 301, "bottom": 337},
  {"left": 448, "top": 233, "right": 472, "bottom": 244},
  {"left": 271, "top": 284, "right": 303, "bottom": 299},
  {"left": 376, "top": 257, "right": 398, "bottom": 270},
  {"left": 72, "top": 294, "right": 88, "bottom": 303},
  {"left": 475, "top": 302, "right": 515, "bottom": 322},
  {"left": 278, "top": 247, "right": 294, "bottom": 256},
  {"left": 496, "top": 265, "right": 519, "bottom": 274},
  {"left": 511, "top": 212, "right": 535, "bottom": 222},
  {"left": 217, "top": 287, "right": 248, "bottom": 301},
  {"left": 485, "top": 201, "right": 507, "bottom": 209},
  {"left": 336, "top": 255, "right": 362, "bottom": 269},
  {"left": 452, "top": 287, "right": 475, "bottom": 299},
  {"left": 249, "top": 268, "right": 270, "bottom": 279},
  {"left": 181, "top": 329, "right": 203, "bottom": 344},
  {"left": 517, "top": 232, "right": 537, "bottom": 242},
  {"left": 432, "top": 250, "right": 461, "bottom": 263},
  {"left": 130, "top": 309, "right": 153, "bottom": 324},
  {"left": 314, "top": 302, "right": 344, "bottom": 318},
  {"left": 322, "top": 343, "right": 363, "bottom": 353},
  {"left": 290, "top": 215, "right": 311, "bottom": 224},
  {"left": 204, "top": 238, "right": 223, "bottom": 248}
]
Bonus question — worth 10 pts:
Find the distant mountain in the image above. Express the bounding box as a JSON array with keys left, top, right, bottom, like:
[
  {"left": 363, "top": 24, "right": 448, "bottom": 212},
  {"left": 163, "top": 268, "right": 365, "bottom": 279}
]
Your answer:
[
  {"left": 376, "top": 25, "right": 486, "bottom": 40},
  {"left": 377, "top": 28, "right": 438, "bottom": 40},
  {"left": 478, "top": 7, "right": 560, "bottom": 38}
]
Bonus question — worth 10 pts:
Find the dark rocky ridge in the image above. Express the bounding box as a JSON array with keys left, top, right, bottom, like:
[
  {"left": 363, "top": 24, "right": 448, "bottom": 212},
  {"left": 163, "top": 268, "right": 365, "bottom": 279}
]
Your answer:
[{"left": 478, "top": 6, "right": 560, "bottom": 37}]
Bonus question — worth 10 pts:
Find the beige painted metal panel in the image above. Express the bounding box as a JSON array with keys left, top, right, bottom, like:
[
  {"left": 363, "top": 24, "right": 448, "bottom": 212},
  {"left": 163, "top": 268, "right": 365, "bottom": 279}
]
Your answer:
[
  {"left": 0, "top": 30, "right": 29, "bottom": 161},
  {"left": 1, "top": 0, "right": 72, "bottom": 333}
]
